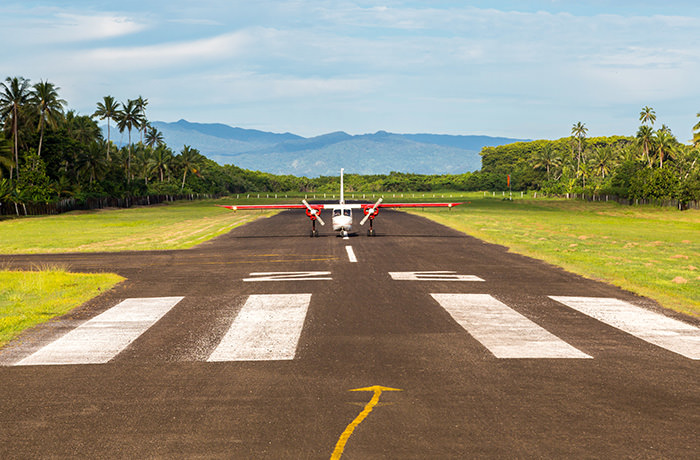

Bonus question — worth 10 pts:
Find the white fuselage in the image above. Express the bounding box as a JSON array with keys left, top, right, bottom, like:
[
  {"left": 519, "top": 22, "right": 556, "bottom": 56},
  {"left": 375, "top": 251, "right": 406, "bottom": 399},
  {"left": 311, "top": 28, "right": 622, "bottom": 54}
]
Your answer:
[{"left": 331, "top": 206, "right": 353, "bottom": 233}]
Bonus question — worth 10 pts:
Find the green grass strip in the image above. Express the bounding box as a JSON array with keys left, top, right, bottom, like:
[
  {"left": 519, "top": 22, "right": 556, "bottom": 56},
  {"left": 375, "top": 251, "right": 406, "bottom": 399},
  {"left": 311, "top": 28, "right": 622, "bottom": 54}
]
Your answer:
[
  {"left": 0, "top": 199, "right": 275, "bottom": 254},
  {"left": 413, "top": 196, "right": 700, "bottom": 318},
  {"left": 0, "top": 268, "right": 124, "bottom": 347}
]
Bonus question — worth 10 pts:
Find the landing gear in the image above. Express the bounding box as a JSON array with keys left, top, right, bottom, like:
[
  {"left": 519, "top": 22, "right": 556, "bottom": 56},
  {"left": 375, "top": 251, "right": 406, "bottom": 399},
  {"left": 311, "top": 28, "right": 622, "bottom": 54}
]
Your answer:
[
  {"left": 367, "top": 219, "right": 375, "bottom": 237},
  {"left": 310, "top": 220, "right": 319, "bottom": 237}
]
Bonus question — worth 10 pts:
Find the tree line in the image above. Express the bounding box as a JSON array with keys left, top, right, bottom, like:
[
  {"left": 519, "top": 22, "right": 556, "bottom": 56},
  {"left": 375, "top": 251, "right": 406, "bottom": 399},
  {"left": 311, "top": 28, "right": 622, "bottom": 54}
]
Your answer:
[
  {"left": 0, "top": 76, "right": 295, "bottom": 206},
  {"left": 2, "top": 75, "right": 699, "bottom": 210},
  {"left": 480, "top": 107, "right": 700, "bottom": 204}
]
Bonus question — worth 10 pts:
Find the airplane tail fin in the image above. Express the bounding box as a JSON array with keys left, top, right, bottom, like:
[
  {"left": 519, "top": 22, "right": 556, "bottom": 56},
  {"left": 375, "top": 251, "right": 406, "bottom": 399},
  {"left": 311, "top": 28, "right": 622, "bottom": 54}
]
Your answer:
[{"left": 340, "top": 168, "right": 345, "bottom": 204}]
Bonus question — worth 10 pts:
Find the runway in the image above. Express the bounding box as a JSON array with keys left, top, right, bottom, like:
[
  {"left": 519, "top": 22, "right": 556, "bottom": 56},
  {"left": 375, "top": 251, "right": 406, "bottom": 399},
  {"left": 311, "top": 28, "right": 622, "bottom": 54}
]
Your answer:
[{"left": 1, "top": 209, "right": 698, "bottom": 458}]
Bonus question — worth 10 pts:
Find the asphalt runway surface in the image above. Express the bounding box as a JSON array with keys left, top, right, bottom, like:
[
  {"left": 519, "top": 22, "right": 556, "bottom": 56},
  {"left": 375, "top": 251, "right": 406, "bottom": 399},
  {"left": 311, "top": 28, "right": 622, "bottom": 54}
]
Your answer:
[{"left": 1, "top": 208, "right": 698, "bottom": 458}]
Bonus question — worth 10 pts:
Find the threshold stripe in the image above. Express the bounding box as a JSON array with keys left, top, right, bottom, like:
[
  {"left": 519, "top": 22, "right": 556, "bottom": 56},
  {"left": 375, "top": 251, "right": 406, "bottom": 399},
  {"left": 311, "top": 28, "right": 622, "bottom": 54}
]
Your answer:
[
  {"left": 16, "top": 297, "right": 184, "bottom": 366},
  {"left": 208, "top": 294, "right": 312, "bottom": 362},
  {"left": 551, "top": 296, "right": 700, "bottom": 360},
  {"left": 431, "top": 294, "right": 591, "bottom": 359}
]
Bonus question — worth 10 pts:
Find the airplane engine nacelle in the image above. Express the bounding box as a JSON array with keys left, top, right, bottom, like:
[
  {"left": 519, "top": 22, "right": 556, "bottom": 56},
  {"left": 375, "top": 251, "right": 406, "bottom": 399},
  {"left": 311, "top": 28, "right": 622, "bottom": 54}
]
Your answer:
[
  {"left": 305, "top": 208, "right": 321, "bottom": 220},
  {"left": 362, "top": 206, "right": 379, "bottom": 220}
]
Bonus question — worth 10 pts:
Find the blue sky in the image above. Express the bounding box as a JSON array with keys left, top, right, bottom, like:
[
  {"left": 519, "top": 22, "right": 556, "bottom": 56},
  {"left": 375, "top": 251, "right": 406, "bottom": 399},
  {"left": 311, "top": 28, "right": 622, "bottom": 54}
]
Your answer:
[{"left": 3, "top": 1, "right": 700, "bottom": 141}]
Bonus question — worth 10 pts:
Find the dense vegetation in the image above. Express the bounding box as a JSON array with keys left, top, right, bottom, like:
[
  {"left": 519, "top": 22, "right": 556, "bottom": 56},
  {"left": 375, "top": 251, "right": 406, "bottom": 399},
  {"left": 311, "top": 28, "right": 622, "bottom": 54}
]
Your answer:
[
  {"left": 2, "top": 76, "right": 699, "bottom": 210},
  {"left": 481, "top": 108, "right": 700, "bottom": 203}
]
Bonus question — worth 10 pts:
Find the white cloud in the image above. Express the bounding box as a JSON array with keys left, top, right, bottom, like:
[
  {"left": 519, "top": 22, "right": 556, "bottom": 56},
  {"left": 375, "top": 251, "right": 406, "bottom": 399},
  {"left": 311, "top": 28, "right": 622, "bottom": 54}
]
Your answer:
[
  {"left": 78, "top": 31, "right": 252, "bottom": 70},
  {"left": 51, "top": 13, "right": 147, "bottom": 41}
]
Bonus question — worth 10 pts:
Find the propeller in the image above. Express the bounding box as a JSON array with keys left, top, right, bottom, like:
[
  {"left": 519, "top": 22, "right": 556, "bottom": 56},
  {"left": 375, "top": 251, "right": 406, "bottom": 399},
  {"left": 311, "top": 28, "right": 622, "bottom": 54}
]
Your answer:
[
  {"left": 302, "top": 199, "right": 325, "bottom": 226},
  {"left": 360, "top": 197, "right": 383, "bottom": 226}
]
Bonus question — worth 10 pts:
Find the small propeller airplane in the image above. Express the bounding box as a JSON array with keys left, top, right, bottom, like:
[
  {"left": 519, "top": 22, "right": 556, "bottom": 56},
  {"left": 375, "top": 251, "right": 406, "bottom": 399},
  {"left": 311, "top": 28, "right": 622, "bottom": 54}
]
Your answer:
[{"left": 218, "top": 169, "right": 463, "bottom": 237}]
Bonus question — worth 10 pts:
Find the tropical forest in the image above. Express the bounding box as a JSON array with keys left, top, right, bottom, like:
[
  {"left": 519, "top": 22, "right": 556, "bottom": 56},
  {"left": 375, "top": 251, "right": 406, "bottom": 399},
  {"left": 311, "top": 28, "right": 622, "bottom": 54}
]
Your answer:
[{"left": 2, "top": 76, "right": 699, "bottom": 215}]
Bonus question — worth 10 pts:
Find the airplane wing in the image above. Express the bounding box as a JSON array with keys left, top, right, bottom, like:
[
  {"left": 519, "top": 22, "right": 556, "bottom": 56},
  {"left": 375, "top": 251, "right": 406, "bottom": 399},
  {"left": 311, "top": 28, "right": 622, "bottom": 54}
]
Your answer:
[
  {"left": 375, "top": 202, "right": 462, "bottom": 208},
  {"left": 218, "top": 200, "right": 326, "bottom": 226},
  {"left": 216, "top": 204, "right": 324, "bottom": 210}
]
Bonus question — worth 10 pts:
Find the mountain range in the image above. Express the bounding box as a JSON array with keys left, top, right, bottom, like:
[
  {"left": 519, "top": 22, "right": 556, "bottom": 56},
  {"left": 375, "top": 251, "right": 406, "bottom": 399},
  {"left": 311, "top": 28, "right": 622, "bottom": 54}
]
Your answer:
[{"left": 113, "top": 119, "right": 526, "bottom": 177}]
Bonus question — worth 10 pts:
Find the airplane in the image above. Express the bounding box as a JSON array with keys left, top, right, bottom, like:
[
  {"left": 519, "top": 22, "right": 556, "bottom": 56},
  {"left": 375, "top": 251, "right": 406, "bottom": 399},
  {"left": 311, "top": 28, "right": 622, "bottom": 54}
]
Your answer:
[{"left": 218, "top": 169, "right": 463, "bottom": 237}]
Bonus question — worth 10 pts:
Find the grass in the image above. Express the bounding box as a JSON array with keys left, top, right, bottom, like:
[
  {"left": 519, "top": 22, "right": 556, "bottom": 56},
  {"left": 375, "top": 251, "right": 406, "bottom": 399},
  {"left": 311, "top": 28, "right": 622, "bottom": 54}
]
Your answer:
[
  {"left": 0, "top": 198, "right": 275, "bottom": 254},
  {"left": 0, "top": 266, "right": 124, "bottom": 347},
  {"left": 411, "top": 195, "right": 700, "bottom": 317},
  {"left": 0, "top": 194, "right": 697, "bottom": 349}
]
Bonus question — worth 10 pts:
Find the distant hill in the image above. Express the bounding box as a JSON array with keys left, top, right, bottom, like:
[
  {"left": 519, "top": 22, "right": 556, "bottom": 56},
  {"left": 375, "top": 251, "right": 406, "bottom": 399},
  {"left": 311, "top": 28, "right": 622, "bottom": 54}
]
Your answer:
[{"left": 109, "top": 119, "right": 527, "bottom": 177}]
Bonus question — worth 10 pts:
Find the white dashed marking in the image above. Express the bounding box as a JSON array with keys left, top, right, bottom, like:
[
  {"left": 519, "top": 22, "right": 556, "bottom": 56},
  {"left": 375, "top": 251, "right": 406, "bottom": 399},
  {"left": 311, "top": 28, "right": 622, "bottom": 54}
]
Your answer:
[
  {"left": 16, "top": 297, "right": 184, "bottom": 366},
  {"left": 431, "top": 294, "right": 591, "bottom": 359},
  {"left": 345, "top": 246, "right": 357, "bottom": 263},
  {"left": 208, "top": 294, "right": 312, "bottom": 361},
  {"left": 551, "top": 296, "right": 700, "bottom": 360}
]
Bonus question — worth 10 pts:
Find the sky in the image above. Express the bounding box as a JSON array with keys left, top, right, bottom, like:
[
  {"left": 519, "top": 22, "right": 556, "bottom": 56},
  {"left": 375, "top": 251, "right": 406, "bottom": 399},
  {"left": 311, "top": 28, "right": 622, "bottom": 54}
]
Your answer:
[{"left": 3, "top": 1, "right": 700, "bottom": 141}]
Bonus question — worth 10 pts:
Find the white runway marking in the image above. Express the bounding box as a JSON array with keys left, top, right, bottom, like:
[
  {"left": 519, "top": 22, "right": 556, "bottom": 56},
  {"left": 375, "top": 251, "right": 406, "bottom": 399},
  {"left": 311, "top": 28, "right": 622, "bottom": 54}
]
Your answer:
[
  {"left": 431, "top": 294, "right": 591, "bottom": 359},
  {"left": 243, "top": 271, "right": 332, "bottom": 281},
  {"left": 345, "top": 245, "right": 357, "bottom": 263},
  {"left": 390, "top": 271, "right": 484, "bottom": 282},
  {"left": 551, "top": 296, "right": 700, "bottom": 360},
  {"left": 208, "top": 294, "right": 312, "bottom": 362},
  {"left": 16, "top": 297, "right": 184, "bottom": 366}
]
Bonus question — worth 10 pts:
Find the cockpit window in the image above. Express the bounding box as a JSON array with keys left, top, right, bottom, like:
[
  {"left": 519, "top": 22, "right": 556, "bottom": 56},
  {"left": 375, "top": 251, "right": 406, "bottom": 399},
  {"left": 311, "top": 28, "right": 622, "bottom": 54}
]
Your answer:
[
  {"left": 333, "top": 209, "right": 341, "bottom": 217},
  {"left": 343, "top": 209, "right": 351, "bottom": 217}
]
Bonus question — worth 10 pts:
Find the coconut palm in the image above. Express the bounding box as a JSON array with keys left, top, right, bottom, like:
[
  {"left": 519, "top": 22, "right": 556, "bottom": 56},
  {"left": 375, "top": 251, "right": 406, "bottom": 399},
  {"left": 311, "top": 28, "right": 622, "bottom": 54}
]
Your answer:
[
  {"left": 116, "top": 99, "right": 145, "bottom": 182},
  {"left": 0, "top": 76, "right": 32, "bottom": 181},
  {"left": 133, "top": 145, "right": 155, "bottom": 185},
  {"left": 636, "top": 125, "right": 655, "bottom": 167},
  {"left": 531, "top": 144, "right": 561, "bottom": 180},
  {"left": 654, "top": 126, "right": 676, "bottom": 168},
  {"left": 590, "top": 146, "right": 616, "bottom": 178},
  {"left": 571, "top": 121, "right": 588, "bottom": 172},
  {"left": 148, "top": 145, "right": 173, "bottom": 182},
  {"left": 31, "top": 80, "right": 66, "bottom": 157},
  {"left": 93, "top": 95, "right": 120, "bottom": 160},
  {"left": 177, "top": 145, "right": 203, "bottom": 191},
  {"left": 144, "top": 126, "right": 164, "bottom": 148},
  {"left": 0, "top": 133, "right": 13, "bottom": 178},
  {"left": 135, "top": 96, "right": 148, "bottom": 143},
  {"left": 639, "top": 106, "right": 656, "bottom": 126},
  {"left": 77, "top": 142, "right": 107, "bottom": 184},
  {"left": 63, "top": 111, "right": 102, "bottom": 145}
]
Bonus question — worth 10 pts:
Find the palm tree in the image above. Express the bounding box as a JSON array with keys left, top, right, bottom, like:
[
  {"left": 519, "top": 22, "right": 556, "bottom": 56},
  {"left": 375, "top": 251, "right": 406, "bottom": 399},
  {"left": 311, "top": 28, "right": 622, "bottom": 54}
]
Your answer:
[
  {"left": 636, "top": 125, "right": 655, "bottom": 167},
  {"left": 654, "top": 126, "right": 676, "bottom": 168},
  {"left": 639, "top": 106, "right": 656, "bottom": 126},
  {"left": 93, "top": 95, "right": 120, "bottom": 160},
  {"left": 148, "top": 145, "right": 173, "bottom": 182},
  {"left": 135, "top": 96, "right": 148, "bottom": 143},
  {"left": 691, "top": 112, "right": 700, "bottom": 148},
  {"left": 144, "top": 126, "right": 164, "bottom": 149},
  {"left": 133, "top": 145, "right": 154, "bottom": 185},
  {"left": 590, "top": 146, "right": 616, "bottom": 178},
  {"left": 64, "top": 112, "right": 102, "bottom": 145},
  {"left": 0, "top": 76, "right": 32, "bottom": 181},
  {"left": 116, "top": 99, "right": 144, "bottom": 182},
  {"left": 77, "top": 142, "right": 107, "bottom": 185},
  {"left": 0, "top": 133, "right": 13, "bottom": 178},
  {"left": 531, "top": 144, "right": 561, "bottom": 180},
  {"left": 31, "top": 80, "right": 66, "bottom": 157},
  {"left": 177, "top": 145, "right": 202, "bottom": 191},
  {"left": 571, "top": 122, "right": 588, "bottom": 172}
]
